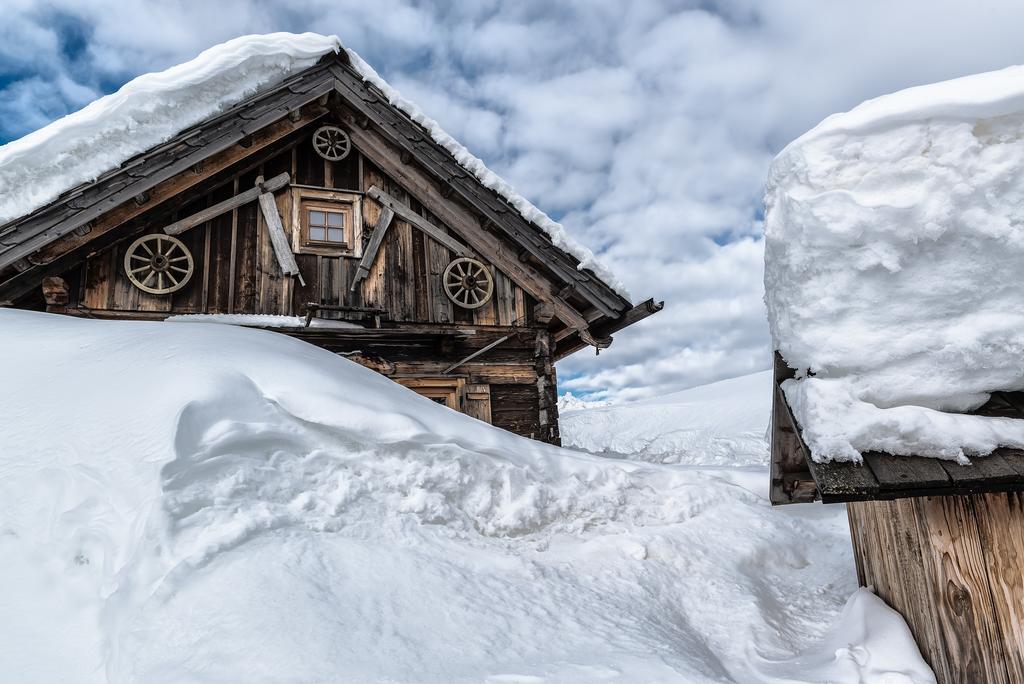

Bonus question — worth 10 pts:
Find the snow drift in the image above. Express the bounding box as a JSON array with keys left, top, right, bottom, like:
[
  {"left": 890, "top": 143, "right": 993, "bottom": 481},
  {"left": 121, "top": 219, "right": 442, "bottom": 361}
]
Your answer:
[
  {"left": 765, "top": 65, "right": 1024, "bottom": 462},
  {"left": 0, "top": 311, "right": 933, "bottom": 682},
  {"left": 560, "top": 371, "right": 772, "bottom": 466},
  {"left": 0, "top": 32, "right": 624, "bottom": 296}
]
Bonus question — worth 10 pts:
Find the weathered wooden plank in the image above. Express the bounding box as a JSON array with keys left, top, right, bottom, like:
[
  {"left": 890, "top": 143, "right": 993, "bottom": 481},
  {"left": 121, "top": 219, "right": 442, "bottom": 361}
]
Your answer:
[
  {"left": 464, "top": 384, "right": 492, "bottom": 424},
  {"left": 971, "top": 492, "right": 1024, "bottom": 682},
  {"left": 915, "top": 495, "right": 1011, "bottom": 683},
  {"left": 233, "top": 184, "right": 259, "bottom": 314},
  {"left": 163, "top": 172, "right": 289, "bottom": 235},
  {"left": 365, "top": 186, "right": 469, "bottom": 256},
  {"left": 256, "top": 180, "right": 300, "bottom": 279},
  {"left": 941, "top": 452, "right": 1022, "bottom": 487},
  {"left": 865, "top": 452, "right": 951, "bottom": 490},
  {"left": 349, "top": 205, "right": 394, "bottom": 292},
  {"left": 847, "top": 498, "right": 954, "bottom": 683},
  {"left": 808, "top": 459, "right": 880, "bottom": 503}
]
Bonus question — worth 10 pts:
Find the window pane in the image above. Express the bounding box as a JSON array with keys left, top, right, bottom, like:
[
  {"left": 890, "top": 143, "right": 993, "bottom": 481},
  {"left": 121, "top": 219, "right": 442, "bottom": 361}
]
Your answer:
[
  {"left": 327, "top": 212, "right": 345, "bottom": 228},
  {"left": 327, "top": 228, "right": 345, "bottom": 243},
  {"left": 309, "top": 210, "right": 326, "bottom": 226},
  {"left": 310, "top": 227, "right": 326, "bottom": 241}
]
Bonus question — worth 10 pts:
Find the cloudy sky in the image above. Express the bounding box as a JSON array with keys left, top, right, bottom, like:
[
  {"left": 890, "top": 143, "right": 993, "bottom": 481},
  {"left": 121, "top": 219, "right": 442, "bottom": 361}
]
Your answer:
[{"left": 4, "top": 1, "right": 1024, "bottom": 401}]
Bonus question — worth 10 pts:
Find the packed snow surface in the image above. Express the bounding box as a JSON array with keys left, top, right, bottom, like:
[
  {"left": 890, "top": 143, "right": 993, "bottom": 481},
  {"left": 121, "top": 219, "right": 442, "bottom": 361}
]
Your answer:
[
  {"left": 765, "top": 64, "right": 1024, "bottom": 462},
  {"left": 0, "top": 311, "right": 934, "bottom": 683},
  {"left": 560, "top": 371, "right": 772, "bottom": 466},
  {"left": 0, "top": 32, "right": 625, "bottom": 297}
]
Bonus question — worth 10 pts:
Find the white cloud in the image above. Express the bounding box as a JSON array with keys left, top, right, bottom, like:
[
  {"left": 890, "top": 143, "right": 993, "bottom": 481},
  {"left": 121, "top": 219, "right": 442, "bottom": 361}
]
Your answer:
[{"left": 5, "top": 1, "right": 1024, "bottom": 401}]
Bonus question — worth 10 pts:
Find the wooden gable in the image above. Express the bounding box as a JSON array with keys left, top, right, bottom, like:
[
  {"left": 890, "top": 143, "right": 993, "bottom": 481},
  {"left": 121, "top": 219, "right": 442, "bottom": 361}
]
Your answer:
[{"left": 0, "top": 52, "right": 661, "bottom": 359}]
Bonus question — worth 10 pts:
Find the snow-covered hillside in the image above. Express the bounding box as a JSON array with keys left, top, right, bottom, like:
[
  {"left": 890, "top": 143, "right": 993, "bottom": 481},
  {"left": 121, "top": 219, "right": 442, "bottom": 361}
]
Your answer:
[
  {"left": 0, "top": 311, "right": 933, "bottom": 683},
  {"left": 560, "top": 371, "right": 771, "bottom": 466}
]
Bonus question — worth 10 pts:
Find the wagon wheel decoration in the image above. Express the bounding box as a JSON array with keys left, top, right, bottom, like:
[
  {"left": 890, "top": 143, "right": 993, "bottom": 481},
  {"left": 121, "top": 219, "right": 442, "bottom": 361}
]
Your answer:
[
  {"left": 443, "top": 257, "right": 494, "bottom": 309},
  {"left": 123, "top": 234, "right": 194, "bottom": 295},
  {"left": 312, "top": 125, "right": 351, "bottom": 161}
]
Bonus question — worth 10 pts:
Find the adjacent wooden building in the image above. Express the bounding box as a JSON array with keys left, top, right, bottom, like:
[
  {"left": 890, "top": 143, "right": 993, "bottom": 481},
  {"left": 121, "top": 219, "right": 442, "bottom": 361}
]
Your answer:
[
  {"left": 771, "top": 353, "right": 1024, "bottom": 683},
  {"left": 0, "top": 51, "right": 661, "bottom": 444}
]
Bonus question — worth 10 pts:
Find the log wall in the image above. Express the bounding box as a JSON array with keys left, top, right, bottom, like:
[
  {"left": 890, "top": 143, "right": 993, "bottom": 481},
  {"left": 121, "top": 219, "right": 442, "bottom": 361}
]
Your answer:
[
  {"left": 847, "top": 494, "right": 1024, "bottom": 683},
  {"left": 75, "top": 127, "right": 529, "bottom": 327}
]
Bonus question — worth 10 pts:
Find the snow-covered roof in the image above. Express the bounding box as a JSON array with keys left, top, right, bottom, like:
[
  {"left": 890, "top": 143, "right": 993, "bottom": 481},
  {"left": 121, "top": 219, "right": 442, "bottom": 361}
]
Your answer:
[
  {"left": 765, "top": 64, "right": 1024, "bottom": 463},
  {"left": 0, "top": 32, "right": 626, "bottom": 297}
]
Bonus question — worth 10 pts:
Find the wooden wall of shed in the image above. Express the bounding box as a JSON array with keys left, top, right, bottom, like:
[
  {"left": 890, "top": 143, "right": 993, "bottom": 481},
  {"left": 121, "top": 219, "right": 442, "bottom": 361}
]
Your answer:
[
  {"left": 75, "top": 127, "right": 529, "bottom": 327},
  {"left": 847, "top": 494, "right": 1024, "bottom": 683}
]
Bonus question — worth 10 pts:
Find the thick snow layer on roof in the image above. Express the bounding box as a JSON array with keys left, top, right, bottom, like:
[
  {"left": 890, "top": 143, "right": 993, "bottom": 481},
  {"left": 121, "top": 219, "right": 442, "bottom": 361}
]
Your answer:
[
  {"left": 0, "top": 32, "right": 628, "bottom": 298},
  {"left": 0, "top": 33, "right": 341, "bottom": 225},
  {"left": 0, "top": 311, "right": 933, "bottom": 682},
  {"left": 765, "top": 65, "right": 1024, "bottom": 462}
]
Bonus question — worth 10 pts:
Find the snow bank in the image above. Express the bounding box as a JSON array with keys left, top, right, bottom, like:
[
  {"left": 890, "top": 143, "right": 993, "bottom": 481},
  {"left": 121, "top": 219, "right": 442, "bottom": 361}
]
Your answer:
[
  {"left": 754, "top": 588, "right": 935, "bottom": 683},
  {"left": 0, "top": 310, "right": 932, "bottom": 682},
  {"left": 765, "top": 64, "right": 1024, "bottom": 462},
  {"left": 560, "top": 371, "right": 771, "bottom": 466},
  {"left": 0, "top": 33, "right": 340, "bottom": 224},
  {"left": 166, "top": 313, "right": 358, "bottom": 329},
  {"left": 0, "top": 32, "right": 627, "bottom": 297}
]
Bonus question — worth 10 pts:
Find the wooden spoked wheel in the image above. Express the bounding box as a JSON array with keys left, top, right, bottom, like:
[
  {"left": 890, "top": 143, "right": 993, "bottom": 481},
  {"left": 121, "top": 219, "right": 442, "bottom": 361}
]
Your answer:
[
  {"left": 312, "top": 125, "right": 352, "bottom": 161},
  {"left": 124, "top": 234, "right": 194, "bottom": 295},
  {"left": 443, "top": 257, "right": 494, "bottom": 309}
]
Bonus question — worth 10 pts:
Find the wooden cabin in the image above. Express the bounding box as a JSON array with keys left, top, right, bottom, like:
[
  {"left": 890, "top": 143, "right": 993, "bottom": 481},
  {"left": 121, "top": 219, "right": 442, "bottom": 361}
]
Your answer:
[
  {"left": 771, "top": 353, "right": 1024, "bottom": 683},
  {"left": 0, "top": 50, "right": 661, "bottom": 444}
]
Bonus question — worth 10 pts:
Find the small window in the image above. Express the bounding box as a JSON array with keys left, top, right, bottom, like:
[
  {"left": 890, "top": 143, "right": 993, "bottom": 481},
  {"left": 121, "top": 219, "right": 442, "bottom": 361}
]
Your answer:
[
  {"left": 299, "top": 199, "right": 355, "bottom": 254},
  {"left": 306, "top": 208, "right": 347, "bottom": 246}
]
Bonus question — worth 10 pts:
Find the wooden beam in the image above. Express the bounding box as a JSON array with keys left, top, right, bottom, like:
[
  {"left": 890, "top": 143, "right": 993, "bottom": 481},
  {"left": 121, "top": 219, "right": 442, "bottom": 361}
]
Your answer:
[
  {"left": 255, "top": 176, "right": 302, "bottom": 282},
  {"left": 442, "top": 334, "right": 511, "bottom": 375},
  {"left": 554, "top": 298, "right": 664, "bottom": 360},
  {"left": 366, "top": 186, "right": 470, "bottom": 257},
  {"left": 349, "top": 205, "right": 395, "bottom": 292},
  {"left": 163, "top": 172, "right": 289, "bottom": 235}
]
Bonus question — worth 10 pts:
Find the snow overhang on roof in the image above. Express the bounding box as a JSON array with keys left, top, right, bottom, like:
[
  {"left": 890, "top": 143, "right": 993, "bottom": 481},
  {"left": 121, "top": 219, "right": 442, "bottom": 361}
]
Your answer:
[
  {"left": 765, "top": 63, "right": 1024, "bottom": 503},
  {"left": 0, "top": 32, "right": 629, "bottom": 301}
]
